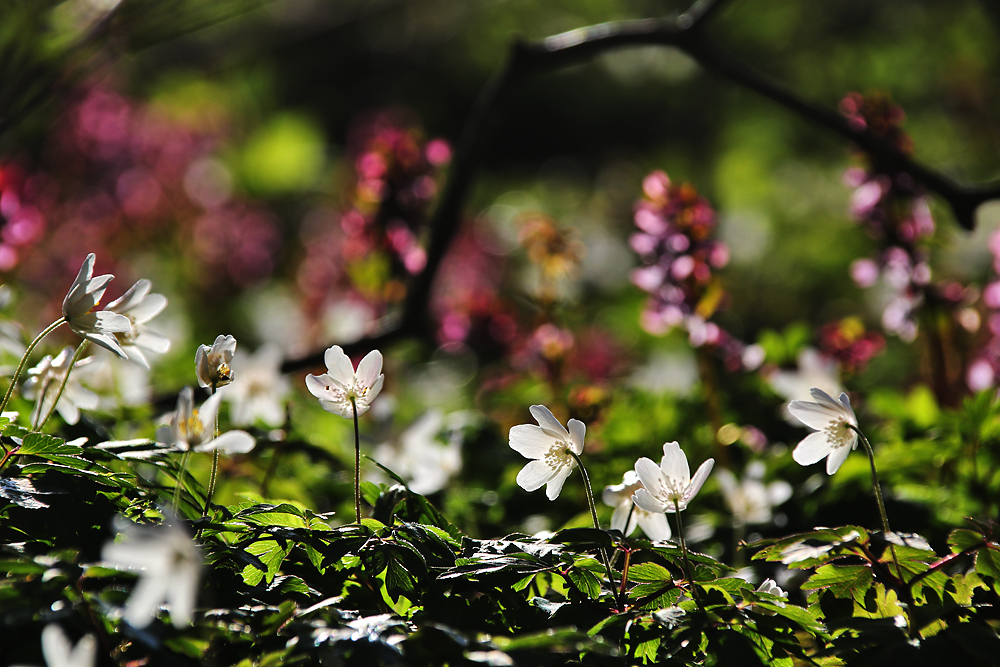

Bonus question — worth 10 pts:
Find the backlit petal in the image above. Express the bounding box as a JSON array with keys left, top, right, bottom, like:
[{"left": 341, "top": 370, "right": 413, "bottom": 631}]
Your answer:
[
  {"left": 634, "top": 457, "right": 667, "bottom": 502},
  {"left": 659, "top": 441, "right": 690, "bottom": 486},
  {"left": 529, "top": 404, "right": 569, "bottom": 439},
  {"left": 567, "top": 418, "right": 586, "bottom": 455},
  {"left": 516, "top": 459, "right": 553, "bottom": 492},
  {"left": 633, "top": 487, "right": 667, "bottom": 513},
  {"left": 324, "top": 345, "right": 356, "bottom": 385},
  {"left": 509, "top": 424, "right": 556, "bottom": 458},
  {"left": 792, "top": 431, "right": 834, "bottom": 466},
  {"left": 355, "top": 349, "right": 383, "bottom": 390},
  {"left": 825, "top": 441, "right": 852, "bottom": 475}
]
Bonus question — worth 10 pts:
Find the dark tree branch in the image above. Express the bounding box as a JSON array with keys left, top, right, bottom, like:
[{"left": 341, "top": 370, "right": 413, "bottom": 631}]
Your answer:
[{"left": 282, "top": 4, "right": 1000, "bottom": 373}]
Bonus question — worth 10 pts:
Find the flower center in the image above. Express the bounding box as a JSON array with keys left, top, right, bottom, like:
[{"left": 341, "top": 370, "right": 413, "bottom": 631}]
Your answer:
[
  {"left": 543, "top": 439, "right": 573, "bottom": 470},
  {"left": 180, "top": 410, "right": 207, "bottom": 445},
  {"left": 823, "top": 418, "right": 853, "bottom": 449}
]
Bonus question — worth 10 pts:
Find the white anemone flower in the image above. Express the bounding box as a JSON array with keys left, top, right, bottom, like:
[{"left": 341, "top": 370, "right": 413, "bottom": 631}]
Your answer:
[
  {"left": 602, "top": 470, "right": 671, "bottom": 540},
  {"left": 787, "top": 388, "right": 858, "bottom": 475},
  {"left": 372, "top": 410, "right": 466, "bottom": 495},
  {"left": 104, "top": 279, "right": 170, "bottom": 369},
  {"left": 508, "top": 404, "right": 585, "bottom": 501},
  {"left": 195, "top": 334, "right": 237, "bottom": 389},
  {"left": 61, "top": 253, "right": 131, "bottom": 357},
  {"left": 632, "top": 442, "right": 714, "bottom": 513},
  {"left": 156, "top": 387, "right": 255, "bottom": 454},
  {"left": 22, "top": 347, "right": 99, "bottom": 426},
  {"left": 715, "top": 461, "right": 792, "bottom": 526},
  {"left": 38, "top": 624, "right": 96, "bottom": 667},
  {"left": 102, "top": 516, "right": 201, "bottom": 628},
  {"left": 305, "top": 345, "right": 384, "bottom": 418},
  {"left": 224, "top": 345, "right": 290, "bottom": 427}
]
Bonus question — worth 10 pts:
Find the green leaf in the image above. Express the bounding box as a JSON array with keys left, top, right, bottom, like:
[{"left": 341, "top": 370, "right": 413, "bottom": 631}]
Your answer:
[
  {"left": 947, "top": 572, "right": 986, "bottom": 604},
  {"left": 17, "top": 432, "right": 78, "bottom": 456},
  {"left": 241, "top": 539, "right": 291, "bottom": 586},
  {"left": 949, "top": 529, "right": 985, "bottom": 553},
  {"left": 628, "top": 561, "right": 674, "bottom": 583},
  {"left": 768, "top": 603, "right": 826, "bottom": 634},
  {"left": 802, "top": 564, "right": 873, "bottom": 599},
  {"left": 974, "top": 544, "right": 1000, "bottom": 580},
  {"left": 567, "top": 567, "right": 602, "bottom": 599}
]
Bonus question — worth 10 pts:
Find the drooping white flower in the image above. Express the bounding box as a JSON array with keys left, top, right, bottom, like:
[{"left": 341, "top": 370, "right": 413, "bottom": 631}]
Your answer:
[
  {"left": 632, "top": 442, "right": 714, "bottom": 513},
  {"left": 304, "top": 345, "right": 384, "bottom": 418},
  {"left": 104, "top": 279, "right": 170, "bottom": 369},
  {"left": 22, "top": 347, "right": 99, "bottom": 426},
  {"left": 61, "top": 253, "right": 131, "bottom": 357},
  {"left": 156, "top": 387, "right": 255, "bottom": 454},
  {"left": 38, "top": 624, "right": 97, "bottom": 667},
  {"left": 102, "top": 515, "right": 201, "bottom": 628},
  {"left": 715, "top": 461, "right": 792, "bottom": 526},
  {"left": 372, "top": 409, "right": 467, "bottom": 495},
  {"left": 508, "top": 404, "right": 585, "bottom": 501},
  {"left": 195, "top": 334, "right": 237, "bottom": 389},
  {"left": 787, "top": 388, "right": 858, "bottom": 475},
  {"left": 224, "top": 345, "right": 290, "bottom": 427},
  {"left": 602, "top": 470, "right": 671, "bottom": 540}
]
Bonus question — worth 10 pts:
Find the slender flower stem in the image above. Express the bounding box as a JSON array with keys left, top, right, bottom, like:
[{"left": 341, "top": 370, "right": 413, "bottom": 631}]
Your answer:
[
  {"left": 569, "top": 450, "right": 623, "bottom": 610},
  {"left": 35, "top": 340, "right": 89, "bottom": 431},
  {"left": 351, "top": 396, "right": 361, "bottom": 523},
  {"left": 172, "top": 451, "right": 191, "bottom": 515},
  {"left": 849, "top": 424, "right": 902, "bottom": 578},
  {"left": 0, "top": 317, "right": 66, "bottom": 416},
  {"left": 673, "top": 498, "right": 704, "bottom": 610},
  {"left": 203, "top": 383, "right": 220, "bottom": 518},
  {"left": 618, "top": 547, "right": 633, "bottom": 603}
]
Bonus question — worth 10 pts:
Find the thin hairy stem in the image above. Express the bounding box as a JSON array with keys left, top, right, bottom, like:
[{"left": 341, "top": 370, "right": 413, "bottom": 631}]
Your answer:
[
  {"left": 203, "top": 383, "right": 220, "bottom": 518},
  {"left": 0, "top": 317, "right": 66, "bottom": 415},
  {"left": 849, "top": 424, "right": 902, "bottom": 578},
  {"left": 352, "top": 397, "right": 361, "bottom": 523},
  {"left": 569, "top": 450, "right": 623, "bottom": 610},
  {"left": 673, "top": 499, "right": 704, "bottom": 610},
  {"left": 35, "top": 340, "right": 89, "bottom": 431},
  {"left": 172, "top": 451, "right": 191, "bottom": 516}
]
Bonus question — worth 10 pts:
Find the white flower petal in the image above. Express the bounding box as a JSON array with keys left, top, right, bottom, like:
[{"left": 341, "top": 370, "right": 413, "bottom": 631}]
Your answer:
[
  {"left": 355, "top": 349, "right": 383, "bottom": 390},
  {"left": 637, "top": 510, "right": 672, "bottom": 541},
  {"left": 320, "top": 398, "right": 356, "bottom": 418},
  {"left": 168, "top": 562, "right": 201, "bottom": 627},
  {"left": 544, "top": 464, "right": 574, "bottom": 500},
  {"left": 792, "top": 431, "right": 835, "bottom": 466},
  {"left": 825, "top": 441, "right": 853, "bottom": 475},
  {"left": 365, "top": 374, "right": 384, "bottom": 405},
  {"left": 660, "top": 442, "right": 690, "bottom": 487},
  {"left": 198, "top": 391, "right": 225, "bottom": 431},
  {"left": 135, "top": 329, "right": 171, "bottom": 354},
  {"left": 633, "top": 487, "right": 667, "bottom": 513},
  {"left": 123, "top": 568, "right": 171, "bottom": 628},
  {"left": 194, "top": 430, "right": 255, "bottom": 454},
  {"left": 529, "top": 404, "right": 569, "bottom": 439},
  {"left": 323, "top": 345, "right": 356, "bottom": 386},
  {"left": 685, "top": 458, "right": 715, "bottom": 502},
  {"left": 609, "top": 501, "right": 633, "bottom": 534},
  {"left": 516, "top": 459, "right": 554, "bottom": 492},
  {"left": 509, "top": 424, "right": 556, "bottom": 458},
  {"left": 567, "top": 418, "right": 586, "bottom": 455},
  {"left": 634, "top": 457, "right": 667, "bottom": 502}
]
